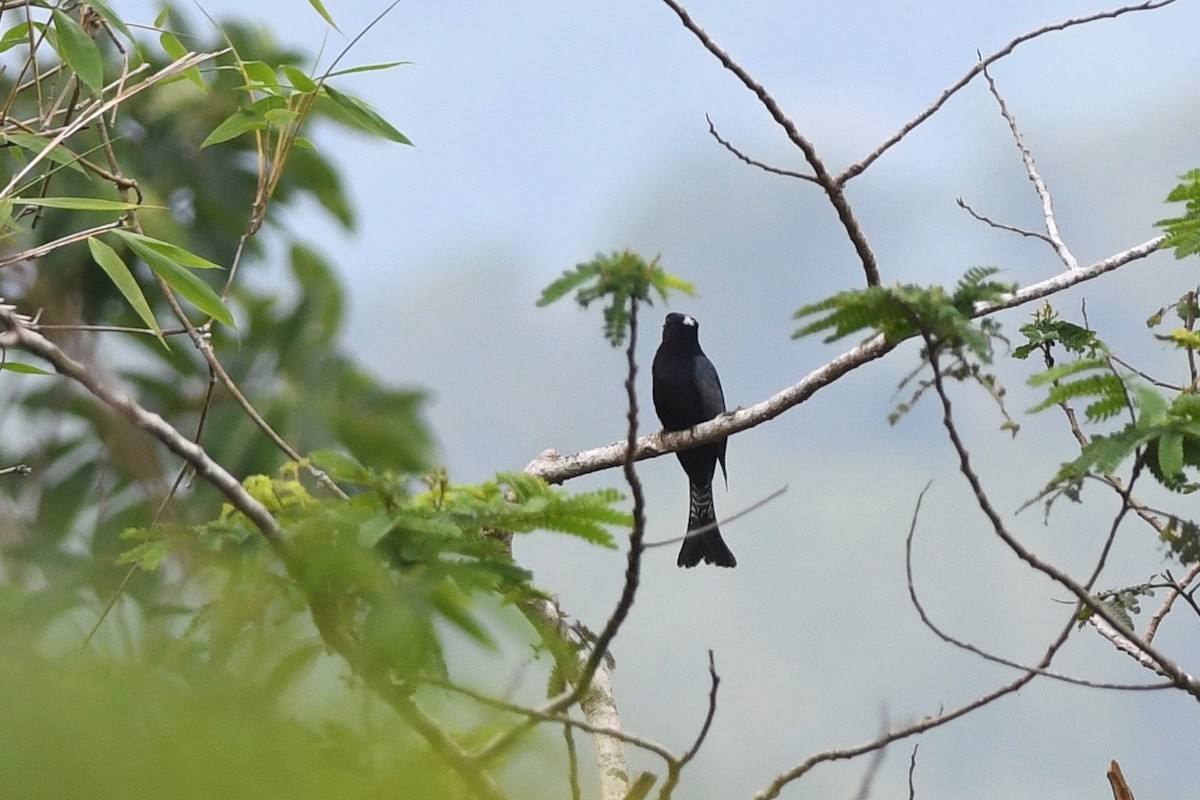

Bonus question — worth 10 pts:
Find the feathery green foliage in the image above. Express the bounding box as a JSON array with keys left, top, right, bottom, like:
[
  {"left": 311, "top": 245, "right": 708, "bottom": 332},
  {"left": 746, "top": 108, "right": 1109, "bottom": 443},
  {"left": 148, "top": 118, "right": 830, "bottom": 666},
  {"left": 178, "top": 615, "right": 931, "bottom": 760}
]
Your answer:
[
  {"left": 537, "top": 250, "right": 695, "bottom": 346},
  {"left": 1078, "top": 582, "right": 1155, "bottom": 629},
  {"left": 120, "top": 459, "right": 630, "bottom": 679},
  {"left": 1156, "top": 169, "right": 1200, "bottom": 259},
  {"left": 1033, "top": 377, "right": 1200, "bottom": 503},
  {"left": 796, "top": 268, "right": 1017, "bottom": 426},
  {"left": 793, "top": 266, "right": 1015, "bottom": 360},
  {"left": 1014, "top": 304, "right": 1105, "bottom": 361}
]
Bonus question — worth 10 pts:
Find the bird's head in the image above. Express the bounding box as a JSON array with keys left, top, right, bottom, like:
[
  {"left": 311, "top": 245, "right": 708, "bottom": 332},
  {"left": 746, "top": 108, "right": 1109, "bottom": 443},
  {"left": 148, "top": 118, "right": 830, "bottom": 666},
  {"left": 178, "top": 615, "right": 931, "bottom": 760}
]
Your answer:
[{"left": 661, "top": 312, "right": 700, "bottom": 347}]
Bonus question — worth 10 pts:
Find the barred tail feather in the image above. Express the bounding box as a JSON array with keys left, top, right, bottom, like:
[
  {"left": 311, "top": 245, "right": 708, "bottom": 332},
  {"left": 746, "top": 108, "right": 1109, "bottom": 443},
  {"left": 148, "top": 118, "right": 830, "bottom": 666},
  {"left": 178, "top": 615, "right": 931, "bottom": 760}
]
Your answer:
[{"left": 678, "top": 481, "right": 737, "bottom": 568}]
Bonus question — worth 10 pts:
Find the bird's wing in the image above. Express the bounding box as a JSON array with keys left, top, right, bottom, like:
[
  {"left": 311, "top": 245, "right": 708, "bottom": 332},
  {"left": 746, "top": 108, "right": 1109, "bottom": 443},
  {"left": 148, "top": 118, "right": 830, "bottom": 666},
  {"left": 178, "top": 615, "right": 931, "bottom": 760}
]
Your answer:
[
  {"left": 695, "top": 354, "right": 728, "bottom": 485},
  {"left": 694, "top": 355, "right": 726, "bottom": 419}
]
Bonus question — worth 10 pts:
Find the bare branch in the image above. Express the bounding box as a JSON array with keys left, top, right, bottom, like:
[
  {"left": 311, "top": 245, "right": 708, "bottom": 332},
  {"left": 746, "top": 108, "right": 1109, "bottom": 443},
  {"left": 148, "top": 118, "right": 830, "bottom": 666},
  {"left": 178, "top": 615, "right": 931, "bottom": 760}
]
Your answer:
[
  {"left": 1145, "top": 562, "right": 1200, "bottom": 644},
  {"left": 1108, "top": 760, "right": 1136, "bottom": 800},
  {"left": 981, "top": 63, "right": 1077, "bottom": 270},
  {"left": 956, "top": 197, "right": 1054, "bottom": 244},
  {"left": 0, "top": 303, "right": 284, "bottom": 544},
  {"left": 659, "top": 650, "right": 721, "bottom": 799},
  {"left": 906, "top": 483, "right": 1170, "bottom": 692},
  {"left": 907, "top": 745, "right": 919, "bottom": 800},
  {"left": 840, "top": 0, "right": 1180, "bottom": 182},
  {"left": 706, "top": 115, "right": 817, "bottom": 183},
  {"left": 753, "top": 665, "right": 1046, "bottom": 800},
  {"left": 921, "top": 330, "right": 1200, "bottom": 698},
  {"left": 644, "top": 484, "right": 787, "bottom": 550},
  {"left": 526, "top": 237, "right": 1163, "bottom": 485},
  {"left": 483, "top": 303, "right": 650, "bottom": 797},
  {"left": 658, "top": 0, "right": 880, "bottom": 286}
]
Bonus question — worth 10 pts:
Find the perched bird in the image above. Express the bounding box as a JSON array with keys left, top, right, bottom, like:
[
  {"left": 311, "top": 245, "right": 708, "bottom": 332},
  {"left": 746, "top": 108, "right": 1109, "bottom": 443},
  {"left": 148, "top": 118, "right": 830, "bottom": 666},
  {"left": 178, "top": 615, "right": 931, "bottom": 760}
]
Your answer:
[{"left": 651, "top": 312, "right": 736, "bottom": 568}]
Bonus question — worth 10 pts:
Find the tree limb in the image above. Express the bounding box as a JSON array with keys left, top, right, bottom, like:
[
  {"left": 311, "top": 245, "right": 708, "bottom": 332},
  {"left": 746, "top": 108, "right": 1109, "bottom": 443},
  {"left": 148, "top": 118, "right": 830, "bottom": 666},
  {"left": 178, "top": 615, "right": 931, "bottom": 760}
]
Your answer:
[{"left": 526, "top": 237, "right": 1163, "bottom": 485}]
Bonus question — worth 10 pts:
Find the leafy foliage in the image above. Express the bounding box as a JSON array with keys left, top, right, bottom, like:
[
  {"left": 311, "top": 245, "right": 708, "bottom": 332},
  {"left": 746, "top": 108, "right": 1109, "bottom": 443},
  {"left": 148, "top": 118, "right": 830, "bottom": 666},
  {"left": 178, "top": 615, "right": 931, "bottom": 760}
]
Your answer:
[
  {"left": 537, "top": 250, "right": 694, "bottom": 346},
  {"left": 1078, "top": 582, "right": 1155, "bottom": 629},
  {"left": 793, "top": 266, "right": 1016, "bottom": 360},
  {"left": 1031, "top": 368, "right": 1200, "bottom": 504},
  {"left": 1013, "top": 303, "right": 1105, "bottom": 362},
  {"left": 1156, "top": 169, "right": 1200, "bottom": 259},
  {"left": 795, "top": 268, "right": 1018, "bottom": 426},
  {"left": 121, "top": 461, "right": 630, "bottom": 680}
]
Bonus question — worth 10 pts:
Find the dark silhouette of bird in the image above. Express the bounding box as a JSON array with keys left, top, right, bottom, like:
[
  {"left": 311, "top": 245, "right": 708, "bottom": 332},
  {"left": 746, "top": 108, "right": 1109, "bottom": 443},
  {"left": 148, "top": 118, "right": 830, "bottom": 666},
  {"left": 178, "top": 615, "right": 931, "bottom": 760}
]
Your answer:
[{"left": 651, "top": 312, "right": 736, "bottom": 568}]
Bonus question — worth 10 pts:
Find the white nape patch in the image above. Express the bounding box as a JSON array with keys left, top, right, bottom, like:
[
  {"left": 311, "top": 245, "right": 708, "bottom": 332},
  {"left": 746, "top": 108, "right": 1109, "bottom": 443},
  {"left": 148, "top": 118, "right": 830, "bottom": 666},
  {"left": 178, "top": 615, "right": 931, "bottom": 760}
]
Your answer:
[{"left": 682, "top": 315, "right": 697, "bottom": 327}]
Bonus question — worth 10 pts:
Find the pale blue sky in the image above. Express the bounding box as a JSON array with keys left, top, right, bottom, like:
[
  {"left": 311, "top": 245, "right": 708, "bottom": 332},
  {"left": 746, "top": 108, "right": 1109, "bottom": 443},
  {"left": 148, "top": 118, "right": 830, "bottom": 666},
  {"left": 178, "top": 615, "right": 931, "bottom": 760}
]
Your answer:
[{"left": 123, "top": 2, "right": 1200, "bottom": 797}]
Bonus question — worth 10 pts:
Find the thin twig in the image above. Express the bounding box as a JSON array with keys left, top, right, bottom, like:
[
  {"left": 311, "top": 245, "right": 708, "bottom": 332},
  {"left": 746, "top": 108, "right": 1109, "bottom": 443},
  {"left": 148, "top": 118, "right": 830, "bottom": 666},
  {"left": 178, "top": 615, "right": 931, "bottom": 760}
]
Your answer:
[
  {"left": 659, "top": 650, "right": 721, "bottom": 799},
  {"left": 981, "top": 62, "right": 1077, "bottom": 270},
  {"left": 956, "top": 197, "right": 1054, "bottom": 244},
  {"left": 840, "top": 0, "right": 1179, "bottom": 182},
  {"left": 920, "top": 329, "right": 1200, "bottom": 697},
  {"left": 644, "top": 484, "right": 787, "bottom": 549},
  {"left": 905, "top": 482, "right": 1169, "bottom": 691},
  {"left": 706, "top": 115, "right": 817, "bottom": 183},
  {"left": 658, "top": 0, "right": 880, "bottom": 286},
  {"left": 479, "top": 299, "right": 649, "bottom": 797},
  {"left": 1145, "top": 562, "right": 1200, "bottom": 644},
  {"left": 907, "top": 745, "right": 919, "bottom": 800}
]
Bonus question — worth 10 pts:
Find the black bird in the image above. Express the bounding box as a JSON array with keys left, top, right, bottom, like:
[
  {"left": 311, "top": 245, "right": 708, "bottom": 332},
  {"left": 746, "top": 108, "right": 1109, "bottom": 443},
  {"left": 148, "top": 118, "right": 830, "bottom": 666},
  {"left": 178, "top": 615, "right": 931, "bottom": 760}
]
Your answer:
[{"left": 651, "top": 312, "right": 736, "bottom": 568}]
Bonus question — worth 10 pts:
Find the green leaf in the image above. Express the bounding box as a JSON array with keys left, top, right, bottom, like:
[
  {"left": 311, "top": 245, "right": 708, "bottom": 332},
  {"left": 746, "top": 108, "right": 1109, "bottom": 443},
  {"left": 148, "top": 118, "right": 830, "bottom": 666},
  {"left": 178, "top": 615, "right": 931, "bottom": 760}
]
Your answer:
[
  {"left": 13, "top": 197, "right": 141, "bottom": 212},
  {"left": 159, "top": 26, "right": 204, "bottom": 89},
  {"left": 325, "top": 61, "right": 411, "bottom": 79},
  {"left": 241, "top": 60, "right": 281, "bottom": 93},
  {"left": 305, "top": 0, "right": 339, "bottom": 30},
  {"left": 52, "top": 10, "right": 104, "bottom": 95},
  {"left": 0, "top": 22, "right": 40, "bottom": 55},
  {"left": 85, "top": 0, "right": 135, "bottom": 46},
  {"left": 323, "top": 85, "right": 411, "bottom": 144},
  {"left": 111, "top": 230, "right": 223, "bottom": 269},
  {"left": 201, "top": 107, "right": 267, "bottom": 148},
  {"left": 1157, "top": 430, "right": 1185, "bottom": 480},
  {"left": 280, "top": 65, "right": 317, "bottom": 92},
  {"left": 1, "top": 361, "right": 52, "bottom": 375},
  {"left": 200, "top": 96, "right": 289, "bottom": 148},
  {"left": 2, "top": 132, "right": 87, "bottom": 175},
  {"left": 1155, "top": 328, "right": 1200, "bottom": 349},
  {"left": 88, "top": 237, "right": 165, "bottom": 348},
  {"left": 110, "top": 232, "right": 234, "bottom": 327}
]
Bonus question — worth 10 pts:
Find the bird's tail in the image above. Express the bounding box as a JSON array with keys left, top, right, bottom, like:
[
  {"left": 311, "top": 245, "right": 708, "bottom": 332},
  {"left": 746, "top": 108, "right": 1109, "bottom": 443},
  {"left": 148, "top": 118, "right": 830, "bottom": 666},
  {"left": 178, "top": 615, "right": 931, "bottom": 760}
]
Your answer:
[{"left": 678, "top": 480, "right": 737, "bottom": 568}]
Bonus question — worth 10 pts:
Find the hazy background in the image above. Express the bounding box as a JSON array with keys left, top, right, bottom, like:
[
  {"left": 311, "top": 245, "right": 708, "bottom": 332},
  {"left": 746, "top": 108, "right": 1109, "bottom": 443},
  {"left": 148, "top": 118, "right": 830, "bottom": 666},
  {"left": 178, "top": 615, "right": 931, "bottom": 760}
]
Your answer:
[{"left": 128, "top": 1, "right": 1200, "bottom": 797}]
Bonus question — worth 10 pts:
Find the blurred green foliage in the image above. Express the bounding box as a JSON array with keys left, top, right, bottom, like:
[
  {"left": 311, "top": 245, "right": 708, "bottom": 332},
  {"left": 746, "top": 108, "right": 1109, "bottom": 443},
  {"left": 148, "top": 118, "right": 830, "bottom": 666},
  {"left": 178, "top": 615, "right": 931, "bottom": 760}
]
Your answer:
[{"left": 0, "top": 5, "right": 627, "bottom": 797}]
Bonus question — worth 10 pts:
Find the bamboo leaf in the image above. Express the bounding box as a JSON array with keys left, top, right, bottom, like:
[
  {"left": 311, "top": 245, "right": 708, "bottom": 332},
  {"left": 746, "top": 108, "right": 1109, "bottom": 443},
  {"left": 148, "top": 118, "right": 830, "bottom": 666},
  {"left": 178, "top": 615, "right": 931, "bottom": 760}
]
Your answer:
[
  {"left": 3, "top": 132, "right": 88, "bottom": 174},
  {"left": 111, "top": 230, "right": 223, "bottom": 269},
  {"left": 110, "top": 232, "right": 234, "bottom": 327},
  {"left": 1, "top": 361, "right": 52, "bottom": 375},
  {"left": 88, "top": 237, "right": 166, "bottom": 348},
  {"left": 323, "top": 85, "right": 411, "bottom": 144},
  {"left": 14, "top": 197, "right": 141, "bottom": 212},
  {"left": 52, "top": 10, "right": 104, "bottom": 95},
  {"left": 305, "top": 0, "right": 339, "bottom": 30}
]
